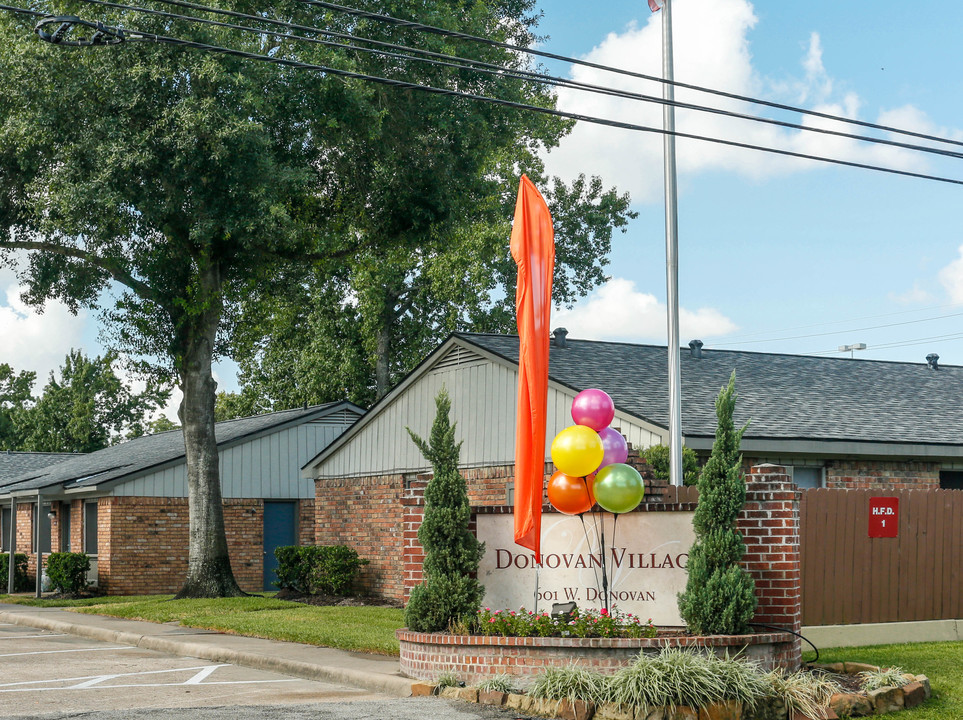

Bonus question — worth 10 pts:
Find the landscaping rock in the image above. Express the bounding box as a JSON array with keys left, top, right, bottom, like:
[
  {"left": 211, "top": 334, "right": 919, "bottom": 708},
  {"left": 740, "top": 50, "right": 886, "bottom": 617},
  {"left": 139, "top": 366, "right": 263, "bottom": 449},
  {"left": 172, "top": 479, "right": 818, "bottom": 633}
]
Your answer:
[
  {"left": 666, "top": 707, "right": 698, "bottom": 720},
  {"left": 440, "top": 686, "right": 460, "bottom": 700},
  {"left": 915, "top": 675, "right": 931, "bottom": 700},
  {"left": 531, "top": 698, "right": 563, "bottom": 717},
  {"left": 699, "top": 700, "right": 743, "bottom": 720},
  {"left": 867, "top": 686, "right": 904, "bottom": 714},
  {"left": 790, "top": 709, "right": 837, "bottom": 720},
  {"left": 455, "top": 687, "right": 479, "bottom": 703},
  {"left": 752, "top": 697, "right": 788, "bottom": 720},
  {"left": 829, "top": 693, "right": 873, "bottom": 717},
  {"left": 478, "top": 690, "right": 507, "bottom": 706},
  {"left": 557, "top": 698, "right": 596, "bottom": 720},
  {"left": 507, "top": 693, "right": 535, "bottom": 714},
  {"left": 595, "top": 702, "right": 636, "bottom": 720},
  {"left": 636, "top": 707, "right": 666, "bottom": 720},
  {"left": 411, "top": 682, "right": 437, "bottom": 697},
  {"left": 843, "top": 662, "right": 880, "bottom": 674},
  {"left": 901, "top": 681, "right": 926, "bottom": 709}
]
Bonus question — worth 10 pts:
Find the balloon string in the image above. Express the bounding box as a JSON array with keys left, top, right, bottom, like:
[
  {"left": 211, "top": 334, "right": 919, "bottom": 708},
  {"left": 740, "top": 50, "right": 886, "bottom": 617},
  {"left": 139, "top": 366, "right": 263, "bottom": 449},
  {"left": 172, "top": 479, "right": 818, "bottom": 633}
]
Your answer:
[
  {"left": 599, "top": 513, "right": 609, "bottom": 613},
  {"left": 578, "top": 511, "right": 602, "bottom": 598},
  {"left": 608, "top": 513, "right": 619, "bottom": 610}
]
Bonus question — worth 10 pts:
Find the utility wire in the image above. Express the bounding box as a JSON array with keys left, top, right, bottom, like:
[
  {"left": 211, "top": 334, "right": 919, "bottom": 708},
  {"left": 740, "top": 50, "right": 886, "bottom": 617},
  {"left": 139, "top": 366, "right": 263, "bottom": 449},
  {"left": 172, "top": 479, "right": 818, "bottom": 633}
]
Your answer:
[
  {"left": 806, "top": 331, "right": 963, "bottom": 356},
  {"left": 0, "top": 2, "right": 44, "bottom": 16},
  {"left": 11, "top": 7, "right": 963, "bottom": 188},
  {"left": 6, "top": 3, "right": 963, "bottom": 185},
  {"left": 301, "top": 0, "right": 963, "bottom": 151},
  {"left": 68, "top": 0, "right": 963, "bottom": 162},
  {"left": 716, "top": 310, "right": 963, "bottom": 347}
]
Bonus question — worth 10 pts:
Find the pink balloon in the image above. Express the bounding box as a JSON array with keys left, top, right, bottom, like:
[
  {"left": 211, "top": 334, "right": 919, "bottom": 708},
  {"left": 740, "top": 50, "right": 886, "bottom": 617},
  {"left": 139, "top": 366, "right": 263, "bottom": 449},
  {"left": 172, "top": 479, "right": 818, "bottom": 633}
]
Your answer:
[
  {"left": 597, "top": 427, "right": 629, "bottom": 469},
  {"left": 571, "top": 388, "right": 615, "bottom": 431}
]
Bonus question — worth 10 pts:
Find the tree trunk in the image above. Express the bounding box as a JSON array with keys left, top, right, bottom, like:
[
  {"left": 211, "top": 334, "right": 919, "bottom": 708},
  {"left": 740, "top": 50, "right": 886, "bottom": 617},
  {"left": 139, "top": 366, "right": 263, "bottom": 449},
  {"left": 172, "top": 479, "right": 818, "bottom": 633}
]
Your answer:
[{"left": 174, "top": 263, "right": 245, "bottom": 599}]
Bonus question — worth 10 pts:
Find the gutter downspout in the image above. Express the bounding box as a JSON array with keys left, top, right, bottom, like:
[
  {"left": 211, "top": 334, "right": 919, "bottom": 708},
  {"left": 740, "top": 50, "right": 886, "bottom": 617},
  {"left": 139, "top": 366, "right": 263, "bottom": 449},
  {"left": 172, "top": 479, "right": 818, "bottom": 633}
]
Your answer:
[{"left": 6, "top": 497, "right": 14, "bottom": 594}]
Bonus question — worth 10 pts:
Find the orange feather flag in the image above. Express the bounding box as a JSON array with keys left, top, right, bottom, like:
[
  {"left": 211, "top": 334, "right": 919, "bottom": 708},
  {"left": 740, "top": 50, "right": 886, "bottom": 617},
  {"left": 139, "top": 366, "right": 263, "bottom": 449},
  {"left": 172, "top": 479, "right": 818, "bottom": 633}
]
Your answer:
[{"left": 511, "top": 175, "right": 555, "bottom": 563}]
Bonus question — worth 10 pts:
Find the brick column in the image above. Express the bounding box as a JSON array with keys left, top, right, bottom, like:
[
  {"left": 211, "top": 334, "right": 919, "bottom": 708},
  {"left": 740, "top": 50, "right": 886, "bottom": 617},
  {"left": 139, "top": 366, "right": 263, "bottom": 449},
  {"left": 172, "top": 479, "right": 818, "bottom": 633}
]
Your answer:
[
  {"left": 401, "top": 475, "right": 429, "bottom": 602},
  {"left": 738, "top": 464, "right": 802, "bottom": 669}
]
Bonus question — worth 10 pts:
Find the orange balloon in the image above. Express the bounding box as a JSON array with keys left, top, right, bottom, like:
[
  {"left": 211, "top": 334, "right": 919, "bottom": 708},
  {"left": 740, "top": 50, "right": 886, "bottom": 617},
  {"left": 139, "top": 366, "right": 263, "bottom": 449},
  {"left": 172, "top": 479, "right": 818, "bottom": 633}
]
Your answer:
[{"left": 547, "top": 471, "right": 596, "bottom": 515}]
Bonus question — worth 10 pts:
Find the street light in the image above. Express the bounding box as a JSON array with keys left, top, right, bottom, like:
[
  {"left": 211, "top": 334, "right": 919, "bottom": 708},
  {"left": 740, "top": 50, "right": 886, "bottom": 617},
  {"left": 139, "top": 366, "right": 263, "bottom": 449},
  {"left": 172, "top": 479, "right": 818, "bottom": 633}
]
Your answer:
[{"left": 838, "top": 343, "right": 867, "bottom": 358}]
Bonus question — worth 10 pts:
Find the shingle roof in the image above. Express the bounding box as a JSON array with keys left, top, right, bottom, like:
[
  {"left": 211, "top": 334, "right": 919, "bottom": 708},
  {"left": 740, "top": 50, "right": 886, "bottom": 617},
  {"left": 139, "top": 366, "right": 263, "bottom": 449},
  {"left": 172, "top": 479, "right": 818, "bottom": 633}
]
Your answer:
[
  {"left": 0, "top": 402, "right": 359, "bottom": 496},
  {"left": 0, "top": 452, "right": 75, "bottom": 482},
  {"left": 460, "top": 333, "right": 963, "bottom": 447}
]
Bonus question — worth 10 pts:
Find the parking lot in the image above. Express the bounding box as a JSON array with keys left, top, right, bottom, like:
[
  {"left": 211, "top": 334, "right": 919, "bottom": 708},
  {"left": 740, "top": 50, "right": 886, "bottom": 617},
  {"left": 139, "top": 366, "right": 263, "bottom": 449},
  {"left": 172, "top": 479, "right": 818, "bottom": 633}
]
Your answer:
[{"left": 0, "top": 622, "right": 382, "bottom": 717}]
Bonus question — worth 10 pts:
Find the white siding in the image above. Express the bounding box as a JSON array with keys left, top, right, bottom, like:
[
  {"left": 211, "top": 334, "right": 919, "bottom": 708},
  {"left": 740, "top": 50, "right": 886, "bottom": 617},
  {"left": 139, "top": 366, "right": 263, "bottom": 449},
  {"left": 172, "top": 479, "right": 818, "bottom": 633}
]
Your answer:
[
  {"left": 114, "top": 418, "right": 354, "bottom": 498},
  {"left": 313, "top": 352, "right": 665, "bottom": 479}
]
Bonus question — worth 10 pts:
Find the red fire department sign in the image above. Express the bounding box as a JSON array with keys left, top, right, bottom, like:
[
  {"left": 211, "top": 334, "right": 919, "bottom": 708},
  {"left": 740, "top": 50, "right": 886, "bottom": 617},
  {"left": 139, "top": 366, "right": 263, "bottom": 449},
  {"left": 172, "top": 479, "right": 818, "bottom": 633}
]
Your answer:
[{"left": 868, "top": 497, "right": 899, "bottom": 538}]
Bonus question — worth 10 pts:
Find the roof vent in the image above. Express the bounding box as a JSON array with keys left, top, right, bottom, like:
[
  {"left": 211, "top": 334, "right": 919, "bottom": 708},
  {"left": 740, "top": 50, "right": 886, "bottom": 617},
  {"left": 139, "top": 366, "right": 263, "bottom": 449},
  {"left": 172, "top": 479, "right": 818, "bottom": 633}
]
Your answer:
[
  {"left": 688, "top": 339, "right": 704, "bottom": 359},
  {"left": 926, "top": 353, "right": 939, "bottom": 370},
  {"left": 552, "top": 327, "right": 569, "bottom": 348}
]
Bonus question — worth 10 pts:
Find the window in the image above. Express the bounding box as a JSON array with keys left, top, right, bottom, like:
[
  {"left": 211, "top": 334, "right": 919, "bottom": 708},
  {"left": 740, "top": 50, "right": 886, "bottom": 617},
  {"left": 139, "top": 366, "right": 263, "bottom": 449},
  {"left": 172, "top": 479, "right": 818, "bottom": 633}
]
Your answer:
[
  {"left": 0, "top": 507, "right": 9, "bottom": 552},
  {"left": 84, "top": 501, "right": 98, "bottom": 555},
  {"left": 940, "top": 471, "right": 963, "bottom": 490},
  {"left": 792, "top": 466, "right": 823, "bottom": 489},
  {"left": 61, "top": 503, "right": 71, "bottom": 552},
  {"left": 37, "top": 503, "right": 51, "bottom": 554}
]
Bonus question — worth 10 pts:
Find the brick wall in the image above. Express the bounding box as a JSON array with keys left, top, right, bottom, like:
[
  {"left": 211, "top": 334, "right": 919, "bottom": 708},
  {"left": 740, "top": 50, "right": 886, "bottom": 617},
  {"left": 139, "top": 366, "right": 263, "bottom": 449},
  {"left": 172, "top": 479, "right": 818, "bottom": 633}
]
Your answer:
[
  {"left": 824, "top": 460, "right": 939, "bottom": 490},
  {"left": 17, "top": 504, "right": 35, "bottom": 580},
  {"left": 315, "top": 474, "right": 404, "bottom": 599},
  {"left": 737, "top": 464, "right": 802, "bottom": 668}
]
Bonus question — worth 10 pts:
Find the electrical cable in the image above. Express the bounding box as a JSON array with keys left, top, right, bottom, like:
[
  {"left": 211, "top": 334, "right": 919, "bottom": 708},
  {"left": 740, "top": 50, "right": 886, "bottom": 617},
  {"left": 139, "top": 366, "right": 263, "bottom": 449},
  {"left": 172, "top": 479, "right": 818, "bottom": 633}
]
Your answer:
[
  {"left": 714, "top": 310, "right": 963, "bottom": 347},
  {"left": 0, "top": 2, "right": 44, "bottom": 16},
  {"left": 748, "top": 622, "right": 819, "bottom": 663},
  {"left": 14, "top": 12, "right": 963, "bottom": 188},
  {"left": 72, "top": 0, "right": 963, "bottom": 162},
  {"left": 7, "top": 2, "right": 963, "bottom": 184},
  {"left": 301, "top": 0, "right": 963, "bottom": 151}
]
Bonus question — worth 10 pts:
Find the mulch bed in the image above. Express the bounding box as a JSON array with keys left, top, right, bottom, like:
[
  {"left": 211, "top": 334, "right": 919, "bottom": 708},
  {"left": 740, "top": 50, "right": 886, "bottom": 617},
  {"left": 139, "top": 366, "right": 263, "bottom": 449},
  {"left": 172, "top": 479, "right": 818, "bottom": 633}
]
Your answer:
[{"left": 274, "top": 587, "right": 403, "bottom": 608}]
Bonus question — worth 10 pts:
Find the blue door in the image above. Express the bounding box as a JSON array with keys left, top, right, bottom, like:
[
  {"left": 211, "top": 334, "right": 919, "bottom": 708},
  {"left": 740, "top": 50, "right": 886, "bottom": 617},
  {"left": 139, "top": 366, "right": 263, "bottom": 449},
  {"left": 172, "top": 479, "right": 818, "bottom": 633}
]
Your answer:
[{"left": 263, "top": 502, "right": 297, "bottom": 591}]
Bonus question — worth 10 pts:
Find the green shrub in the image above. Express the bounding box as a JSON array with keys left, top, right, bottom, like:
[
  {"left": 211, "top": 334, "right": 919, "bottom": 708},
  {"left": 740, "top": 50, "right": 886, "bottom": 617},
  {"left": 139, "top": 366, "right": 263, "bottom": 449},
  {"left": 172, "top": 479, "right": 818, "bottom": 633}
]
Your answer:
[
  {"left": 677, "top": 372, "right": 756, "bottom": 635},
  {"left": 641, "top": 444, "right": 701, "bottom": 485},
  {"left": 403, "top": 389, "right": 484, "bottom": 632},
  {"left": 0, "top": 553, "right": 30, "bottom": 592},
  {"left": 274, "top": 545, "right": 368, "bottom": 595},
  {"left": 45, "top": 552, "right": 91, "bottom": 594}
]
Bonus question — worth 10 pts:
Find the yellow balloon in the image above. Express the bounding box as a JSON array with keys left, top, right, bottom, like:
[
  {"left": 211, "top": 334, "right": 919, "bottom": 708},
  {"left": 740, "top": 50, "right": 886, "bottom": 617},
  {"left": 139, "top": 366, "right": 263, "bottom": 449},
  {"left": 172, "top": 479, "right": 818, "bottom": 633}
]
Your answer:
[{"left": 551, "top": 425, "right": 604, "bottom": 478}]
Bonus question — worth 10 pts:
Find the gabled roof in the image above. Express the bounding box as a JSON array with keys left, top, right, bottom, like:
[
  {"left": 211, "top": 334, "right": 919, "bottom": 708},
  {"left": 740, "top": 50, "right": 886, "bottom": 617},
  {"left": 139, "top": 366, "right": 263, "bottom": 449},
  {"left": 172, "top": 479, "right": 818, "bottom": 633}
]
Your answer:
[
  {"left": 462, "top": 333, "right": 963, "bottom": 449},
  {"left": 0, "top": 452, "right": 75, "bottom": 481},
  {"left": 0, "top": 401, "right": 363, "bottom": 498},
  {"left": 303, "top": 332, "right": 963, "bottom": 475}
]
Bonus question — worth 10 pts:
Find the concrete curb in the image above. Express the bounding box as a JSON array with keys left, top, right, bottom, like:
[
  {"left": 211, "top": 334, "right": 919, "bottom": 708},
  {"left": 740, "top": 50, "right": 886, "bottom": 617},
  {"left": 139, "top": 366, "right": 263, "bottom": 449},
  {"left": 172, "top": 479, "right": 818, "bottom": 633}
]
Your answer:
[{"left": 0, "top": 611, "right": 413, "bottom": 698}]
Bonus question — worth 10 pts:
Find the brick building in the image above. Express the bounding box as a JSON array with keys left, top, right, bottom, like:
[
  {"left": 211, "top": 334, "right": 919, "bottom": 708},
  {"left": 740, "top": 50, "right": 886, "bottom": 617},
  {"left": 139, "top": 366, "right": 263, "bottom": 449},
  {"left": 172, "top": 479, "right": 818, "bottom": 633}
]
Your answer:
[
  {"left": 0, "top": 402, "right": 362, "bottom": 594},
  {"left": 302, "top": 332, "right": 963, "bottom": 606}
]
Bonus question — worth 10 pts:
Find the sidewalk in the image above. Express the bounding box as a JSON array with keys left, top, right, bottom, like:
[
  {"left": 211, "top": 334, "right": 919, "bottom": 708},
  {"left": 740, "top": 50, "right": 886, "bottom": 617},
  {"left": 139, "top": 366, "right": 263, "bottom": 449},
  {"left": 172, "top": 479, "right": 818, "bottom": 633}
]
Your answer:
[{"left": 0, "top": 602, "right": 413, "bottom": 698}]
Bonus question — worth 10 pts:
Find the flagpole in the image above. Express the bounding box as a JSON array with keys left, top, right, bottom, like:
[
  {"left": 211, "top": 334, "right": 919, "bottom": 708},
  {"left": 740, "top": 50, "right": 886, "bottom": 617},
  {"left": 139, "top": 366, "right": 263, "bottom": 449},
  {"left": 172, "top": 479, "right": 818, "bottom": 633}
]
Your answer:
[{"left": 660, "top": 0, "right": 683, "bottom": 486}]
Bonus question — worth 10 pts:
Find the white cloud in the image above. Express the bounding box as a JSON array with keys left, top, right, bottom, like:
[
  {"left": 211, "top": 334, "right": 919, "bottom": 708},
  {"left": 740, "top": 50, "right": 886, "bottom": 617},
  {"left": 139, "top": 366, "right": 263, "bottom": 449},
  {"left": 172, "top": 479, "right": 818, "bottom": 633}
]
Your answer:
[
  {"left": 550, "top": 277, "right": 737, "bottom": 343},
  {"left": 888, "top": 284, "right": 937, "bottom": 305},
  {"left": 0, "top": 281, "right": 87, "bottom": 387},
  {"left": 938, "top": 245, "right": 963, "bottom": 304},
  {"left": 543, "top": 0, "right": 944, "bottom": 203}
]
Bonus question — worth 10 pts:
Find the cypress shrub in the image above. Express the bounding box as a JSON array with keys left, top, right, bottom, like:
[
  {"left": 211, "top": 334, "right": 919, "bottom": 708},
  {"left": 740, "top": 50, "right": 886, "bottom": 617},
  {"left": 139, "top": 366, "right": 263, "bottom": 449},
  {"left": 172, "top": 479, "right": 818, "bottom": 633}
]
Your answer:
[
  {"left": 678, "top": 372, "right": 757, "bottom": 635},
  {"left": 403, "top": 389, "right": 484, "bottom": 632},
  {"left": 45, "top": 552, "right": 91, "bottom": 594}
]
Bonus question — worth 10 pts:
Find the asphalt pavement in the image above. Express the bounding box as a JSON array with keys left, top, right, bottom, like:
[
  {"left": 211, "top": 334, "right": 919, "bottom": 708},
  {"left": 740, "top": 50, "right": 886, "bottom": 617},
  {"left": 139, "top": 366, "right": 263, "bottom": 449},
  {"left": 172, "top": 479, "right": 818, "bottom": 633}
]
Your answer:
[{"left": 0, "top": 602, "right": 413, "bottom": 698}]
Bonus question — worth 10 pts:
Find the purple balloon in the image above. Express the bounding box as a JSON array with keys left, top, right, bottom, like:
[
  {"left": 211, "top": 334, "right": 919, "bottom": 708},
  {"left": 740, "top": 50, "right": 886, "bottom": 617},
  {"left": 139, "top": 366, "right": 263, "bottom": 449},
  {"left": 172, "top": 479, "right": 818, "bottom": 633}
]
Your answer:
[
  {"left": 571, "top": 388, "right": 615, "bottom": 431},
  {"left": 597, "top": 427, "right": 629, "bottom": 470}
]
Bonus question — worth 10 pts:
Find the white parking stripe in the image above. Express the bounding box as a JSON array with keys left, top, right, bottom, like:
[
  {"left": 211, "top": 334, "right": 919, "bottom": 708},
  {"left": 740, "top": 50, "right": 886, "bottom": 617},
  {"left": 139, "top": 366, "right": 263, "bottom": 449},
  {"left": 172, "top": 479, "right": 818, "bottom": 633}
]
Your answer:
[
  {"left": 184, "top": 666, "right": 220, "bottom": 685},
  {"left": 0, "top": 679, "right": 299, "bottom": 693},
  {"left": 0, "top": 664, "right": 229, "bottom": 688},
  {"left": 0, "top": 633, "right": 67, "bottom": 639},
  {"left": 0, "top": 646, "right": 135, "bottom": 658}
]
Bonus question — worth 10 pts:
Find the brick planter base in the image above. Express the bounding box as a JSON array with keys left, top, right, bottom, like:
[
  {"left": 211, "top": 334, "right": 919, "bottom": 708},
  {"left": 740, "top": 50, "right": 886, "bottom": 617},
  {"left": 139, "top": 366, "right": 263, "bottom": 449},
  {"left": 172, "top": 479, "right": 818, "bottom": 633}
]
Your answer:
[{"left": 397, "top": 629, "right": 797, "bottom": 684}]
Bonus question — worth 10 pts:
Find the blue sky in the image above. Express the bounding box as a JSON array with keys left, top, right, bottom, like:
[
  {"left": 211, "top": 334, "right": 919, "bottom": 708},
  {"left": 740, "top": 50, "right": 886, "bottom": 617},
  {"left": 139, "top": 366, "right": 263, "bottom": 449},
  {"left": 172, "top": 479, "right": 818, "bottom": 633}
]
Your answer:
[
  {"left": 2, "top": 0, "right": 962, "bottom": 413},
  {"left": 536, "top": 0, "right": 963, "bottom": 364}
]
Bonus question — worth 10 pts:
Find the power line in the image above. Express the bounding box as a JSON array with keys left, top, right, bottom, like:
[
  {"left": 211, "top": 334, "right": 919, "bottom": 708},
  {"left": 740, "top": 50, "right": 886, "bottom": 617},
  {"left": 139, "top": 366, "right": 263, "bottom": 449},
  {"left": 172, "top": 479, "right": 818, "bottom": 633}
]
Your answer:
[
  {"left": 805, "top": 331, "right": 963, "bottom": 356},
  {"left": 64, "top": 0, "right": 963, "bottom": 163},
  {"left": 6, "top": 3, "right": 963, "bottom": 185},
  {"left": 300, "top": 0, "right": 963, "bottom": 152},
  {"left": 11, "top": 8, "right": 963, "bottom": 187}
]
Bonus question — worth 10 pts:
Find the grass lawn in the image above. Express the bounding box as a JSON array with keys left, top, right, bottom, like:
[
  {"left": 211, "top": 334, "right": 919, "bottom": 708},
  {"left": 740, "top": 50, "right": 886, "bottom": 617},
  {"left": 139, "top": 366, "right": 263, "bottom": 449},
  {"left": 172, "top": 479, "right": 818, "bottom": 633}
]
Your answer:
[
  {"left": 805, "top": 642, "right": 963, "bottom": 720},
  {"left": 0, "top": 593, "right": 403, "bottom": 655}
]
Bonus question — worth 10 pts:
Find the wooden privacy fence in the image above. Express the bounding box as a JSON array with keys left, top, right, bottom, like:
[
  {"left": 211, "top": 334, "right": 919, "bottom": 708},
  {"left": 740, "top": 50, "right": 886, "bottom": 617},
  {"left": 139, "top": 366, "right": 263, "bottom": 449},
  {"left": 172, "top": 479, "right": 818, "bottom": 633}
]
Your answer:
[{"left": 800, "top": 488, "right": 963, "bottom": 626}]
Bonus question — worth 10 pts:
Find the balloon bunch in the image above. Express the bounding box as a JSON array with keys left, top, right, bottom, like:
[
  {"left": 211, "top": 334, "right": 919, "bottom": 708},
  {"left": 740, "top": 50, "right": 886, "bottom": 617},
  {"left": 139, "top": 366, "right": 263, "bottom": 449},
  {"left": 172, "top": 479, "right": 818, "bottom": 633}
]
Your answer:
[{"left": 548, "top": 389, "right": 645, "bottom": 515}]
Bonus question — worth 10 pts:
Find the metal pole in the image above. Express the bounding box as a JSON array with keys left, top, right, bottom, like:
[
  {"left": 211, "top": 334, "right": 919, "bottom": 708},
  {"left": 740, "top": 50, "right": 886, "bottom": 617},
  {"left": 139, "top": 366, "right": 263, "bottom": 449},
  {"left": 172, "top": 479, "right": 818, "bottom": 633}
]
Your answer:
[
  {"left": 35, "top": 493, "right": 41, "bottom": 598},
  {"left": 662, "top": 0, "right": 683, "bottom": 486},
  {"left": 7, "top": 498, "right": 15, "bottom": 594}
]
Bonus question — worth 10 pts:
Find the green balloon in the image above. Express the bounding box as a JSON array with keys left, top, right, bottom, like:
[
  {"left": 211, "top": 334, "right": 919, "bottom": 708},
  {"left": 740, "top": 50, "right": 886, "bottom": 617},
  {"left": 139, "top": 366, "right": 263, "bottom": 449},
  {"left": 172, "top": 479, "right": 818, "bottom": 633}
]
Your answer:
[{"left": 594, "top": 463, "right": 645, "bottom": 514}]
